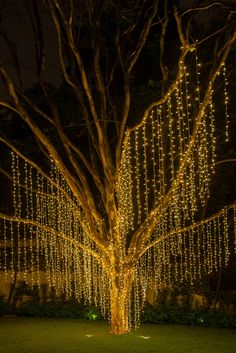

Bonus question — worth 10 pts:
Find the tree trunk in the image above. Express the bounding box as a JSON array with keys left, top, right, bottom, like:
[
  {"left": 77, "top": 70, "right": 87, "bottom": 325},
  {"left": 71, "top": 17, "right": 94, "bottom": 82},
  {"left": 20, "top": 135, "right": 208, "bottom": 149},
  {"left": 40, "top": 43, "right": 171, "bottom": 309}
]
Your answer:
[{"left": 109, "top": 271, "right": 133, "bottom": 334}]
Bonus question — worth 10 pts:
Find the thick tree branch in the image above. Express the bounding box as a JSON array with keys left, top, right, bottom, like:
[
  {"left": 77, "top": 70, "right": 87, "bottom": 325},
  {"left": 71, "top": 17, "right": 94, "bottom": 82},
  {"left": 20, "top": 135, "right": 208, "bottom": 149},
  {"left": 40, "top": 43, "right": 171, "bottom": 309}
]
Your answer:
[
  {"left": 51, "top": 102, "right": 108, "bottom": 236},
  {"left": 68, "top": 139, "right": 106, "bottom": 198},
  {"left": 174, "top": 5, "right": 189, "bottom": 48},
  {"left": 115, "top": 4, "right": 159, "bottom": 170},
  {"left": 127, "top": 30, "right": 236, "bottom": 261},
  {"left": 115, "top": 80, "right": 130, "bottom": 171},
  {"left": 88, "top": 0, "right": 107, "bottom": 124},
  {"left": 48, "top": 1, "right": 98, "bottom": 152},
  {"left": 139, "top": 202, "right": 236, "bottom": 258},
  {"left": 0, "top": 212, "right": 105, "bottom": 263},
  {"left": 0, "top": 66, "right": 107, "bottom": 249},
  {"left": 50, "top": 1, "right": 115, "bottom": 184},
  {"left": 124, "top": 47, "right": 190, "bottom": 136}
]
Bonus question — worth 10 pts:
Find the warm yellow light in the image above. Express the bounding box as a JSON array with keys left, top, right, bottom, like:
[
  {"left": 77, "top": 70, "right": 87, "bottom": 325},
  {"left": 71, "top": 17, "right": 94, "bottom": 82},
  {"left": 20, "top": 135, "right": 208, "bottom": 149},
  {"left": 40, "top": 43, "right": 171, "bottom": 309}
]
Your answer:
[{"left": 1, "top": 53, "right": 235, "bottom": 333}]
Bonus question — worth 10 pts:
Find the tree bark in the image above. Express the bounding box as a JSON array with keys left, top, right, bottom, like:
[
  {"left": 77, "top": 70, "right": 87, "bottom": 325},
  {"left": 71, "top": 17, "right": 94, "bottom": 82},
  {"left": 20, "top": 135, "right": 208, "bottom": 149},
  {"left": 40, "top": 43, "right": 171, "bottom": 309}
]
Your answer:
[{"left": 109, "top": 269, "right": 133, "bottom": 334}]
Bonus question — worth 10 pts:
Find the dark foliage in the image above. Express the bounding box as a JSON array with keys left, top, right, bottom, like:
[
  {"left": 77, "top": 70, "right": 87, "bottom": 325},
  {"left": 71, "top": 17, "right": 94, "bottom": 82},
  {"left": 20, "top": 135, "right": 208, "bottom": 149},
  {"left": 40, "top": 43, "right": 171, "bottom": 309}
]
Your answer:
[
  {"left": 141, "top": 303, "right": 236, "bottom": 329},
  {"left": 17, "top": 299, "right": 103, "bottom": 320}
]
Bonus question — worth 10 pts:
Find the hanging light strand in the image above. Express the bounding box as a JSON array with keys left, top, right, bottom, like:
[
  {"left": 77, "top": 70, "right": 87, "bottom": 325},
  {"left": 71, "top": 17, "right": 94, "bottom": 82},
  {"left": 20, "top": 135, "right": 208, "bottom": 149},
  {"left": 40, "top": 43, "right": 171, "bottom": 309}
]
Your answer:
[{"left": 222, "top": 63, "right": 230, "bottom": 142}]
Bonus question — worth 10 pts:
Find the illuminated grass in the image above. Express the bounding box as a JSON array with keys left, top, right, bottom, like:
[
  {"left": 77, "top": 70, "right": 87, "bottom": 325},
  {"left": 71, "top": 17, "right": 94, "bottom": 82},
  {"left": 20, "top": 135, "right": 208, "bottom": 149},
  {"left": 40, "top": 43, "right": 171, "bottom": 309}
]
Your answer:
[{"left": 0, "top": 318, "right": 236, "bottom": 353}]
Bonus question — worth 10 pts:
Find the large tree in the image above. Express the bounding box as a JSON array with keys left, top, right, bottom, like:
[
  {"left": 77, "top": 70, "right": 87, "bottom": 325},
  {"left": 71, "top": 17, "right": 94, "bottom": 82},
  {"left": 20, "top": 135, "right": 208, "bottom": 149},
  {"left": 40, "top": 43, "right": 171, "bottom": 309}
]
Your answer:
[{"left": 0, "top": 0, "right": 236, "bottom": 334}]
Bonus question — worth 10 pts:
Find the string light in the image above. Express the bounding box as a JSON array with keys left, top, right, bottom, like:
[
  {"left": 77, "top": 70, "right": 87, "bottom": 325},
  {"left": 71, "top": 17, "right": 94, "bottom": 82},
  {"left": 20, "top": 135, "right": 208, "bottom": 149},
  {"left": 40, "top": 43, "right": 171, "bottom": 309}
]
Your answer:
[
  {"left": 209, "top": 84, "right": 216, "bottom": 172},
  {"left": 222, "top": 63, "right": 230, "bottom": 142},
  {"left": 4, "top": 219, "right": 7, "bottom": 280},
  {"left": 142, "top": 123, "right": 149, "bottom": 218},
  {"left": 134, "top": 129, "right": 142, "bottom": 224}
]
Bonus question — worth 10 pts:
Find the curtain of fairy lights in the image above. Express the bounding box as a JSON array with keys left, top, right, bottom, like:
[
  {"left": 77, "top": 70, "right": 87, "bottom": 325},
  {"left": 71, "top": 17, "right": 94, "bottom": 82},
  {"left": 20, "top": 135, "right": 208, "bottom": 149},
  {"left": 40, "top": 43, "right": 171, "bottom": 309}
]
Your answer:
[
  {"left": 117, "top": 59, "right": 235, "bottom": 327},
  {"left": 0, "top": 54, "right": 235, "bottom": 330},
  {"left": 0, "top": 154, "right": 111, "bottom": 318}
]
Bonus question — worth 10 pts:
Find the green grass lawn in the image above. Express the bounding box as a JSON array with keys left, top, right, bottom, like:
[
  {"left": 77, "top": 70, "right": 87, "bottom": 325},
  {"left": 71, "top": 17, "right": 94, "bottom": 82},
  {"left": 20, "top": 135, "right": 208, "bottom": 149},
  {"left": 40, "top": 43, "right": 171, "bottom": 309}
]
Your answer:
[{"left": 0, "top": 318, "right": 235, "bottom": 353}]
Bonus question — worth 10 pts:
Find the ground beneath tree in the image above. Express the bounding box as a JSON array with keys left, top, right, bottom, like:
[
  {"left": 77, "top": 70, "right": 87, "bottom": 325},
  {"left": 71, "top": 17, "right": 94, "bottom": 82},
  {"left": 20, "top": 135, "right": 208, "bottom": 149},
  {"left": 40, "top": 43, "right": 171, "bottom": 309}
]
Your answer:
[{"left": 0, "top": 317, "right": 235, "bottom": 353}]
